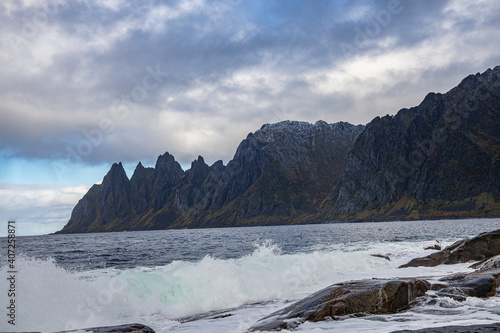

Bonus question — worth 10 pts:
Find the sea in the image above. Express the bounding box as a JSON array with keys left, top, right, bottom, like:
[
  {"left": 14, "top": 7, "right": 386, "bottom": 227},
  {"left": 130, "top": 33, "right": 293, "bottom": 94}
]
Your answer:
[{"left": 2, "top": 218, "right": 500, "bottom": 333}]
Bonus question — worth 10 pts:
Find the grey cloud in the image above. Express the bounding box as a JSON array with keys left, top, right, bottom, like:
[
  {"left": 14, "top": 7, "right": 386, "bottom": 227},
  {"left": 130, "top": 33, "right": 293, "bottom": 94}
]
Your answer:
[
  {"left": 0, "top": 183, "right": 89, "bottom": 236},
  {"left": 1, "top": 0, "right": 500, "bottom": 169}
]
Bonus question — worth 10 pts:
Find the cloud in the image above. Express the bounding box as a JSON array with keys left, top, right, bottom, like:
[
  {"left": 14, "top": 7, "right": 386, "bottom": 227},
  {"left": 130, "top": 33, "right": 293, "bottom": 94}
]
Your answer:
[
  {"left": 0, "top": 183, "right": 89, "bottom": 236},
  {"left": 1, "top": 0, "right": 500, "bottom": 234},
  {"left": 0, "top": 0, "right": 499, "bottom": 179}
]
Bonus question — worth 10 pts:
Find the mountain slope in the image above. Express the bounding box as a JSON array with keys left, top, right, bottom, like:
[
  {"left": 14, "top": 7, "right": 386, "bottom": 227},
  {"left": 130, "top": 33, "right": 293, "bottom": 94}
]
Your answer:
[
  {"left": 324, "top": 66, "right": 500, "bottom": 221},
  {"left": 58, "top": 121, "right": 364, "bottom": 233},
  {"left": 175, "top": 121, "right": 365, "bottom": 227},
  {"left": 58, "top": 66, "right": 500, "bottom": 234}
]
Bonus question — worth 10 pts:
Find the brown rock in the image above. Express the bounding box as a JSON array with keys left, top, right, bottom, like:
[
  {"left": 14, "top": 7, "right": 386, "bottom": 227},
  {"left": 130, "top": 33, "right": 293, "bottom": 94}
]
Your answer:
[
  {"left": 400, "top": 229, "right": 500, "bottom": 268},
  {"left": 248, "top": 265, "right": 500, "bottom": 332},
  {"left": 371, "top": 253, "right": 391, "bottom": 261},
  {"left": 424, "top": 242, "right": 442, "bottom": 251},
  {"left": 55, "top": 323, "right": 155, "bottom": 333},
  {"left": 435, "top": 268, "right": 500, "bottom": 298},
  {"left": 248, "top": 278, "right": 429, "bottom": 331}
]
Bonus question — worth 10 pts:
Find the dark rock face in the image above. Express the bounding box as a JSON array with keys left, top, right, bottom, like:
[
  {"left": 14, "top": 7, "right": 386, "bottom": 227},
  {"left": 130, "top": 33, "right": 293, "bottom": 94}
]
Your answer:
[
  {"left": 328, "top": 66, "right": 500, "bottom": 221},
  {"left": 424, "top": 242, "right": 441, "bottom": 251},
  {"left": 400, "top": 229, "right": 500, "bottom": 268},
  {"left": 58, "top": 66, "right": 500, "bottom": 233},
  {"left": 249, "top": 278, "right": 429, "bottom": 331},
  {"left": 58, "top": 121, "right": 364, "bottom": 233},
  {"left": 58, "top": 323, "right": 155, "bottom": 332},
  {"left": 248, "top": 228, "right": 500, "bottom": 331}
]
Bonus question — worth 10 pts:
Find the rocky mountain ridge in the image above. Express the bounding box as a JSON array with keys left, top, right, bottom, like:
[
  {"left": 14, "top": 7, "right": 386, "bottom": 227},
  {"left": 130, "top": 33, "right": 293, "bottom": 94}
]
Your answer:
[
  {"left": 58, "top": 121, "right": 364, "bottom": 233},
  {"left": 57, "top": 66, "right": 500, "bottom": 234},
  {"left": 325, "top": 65, "right": 500, "bottom": 221}
]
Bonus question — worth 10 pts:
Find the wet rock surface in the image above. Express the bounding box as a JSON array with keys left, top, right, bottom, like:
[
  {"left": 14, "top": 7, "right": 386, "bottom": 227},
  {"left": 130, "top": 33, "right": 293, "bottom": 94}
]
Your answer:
[
  {"left": 391, "top": 322, "right": 500, "bottom": 332},
  {"left": 424, "top": 241, "right": 442, "bottom": 251},
  {"left": 249, "top": 278, "right": 429, "bottom": 331},
  {"left": 249, "top": 269, "right": 500, "bottom": 331},
  {"left": 400, "top": 229, "right": 500, "bottom": 268},
  {"left": 434, "top": 268, "right": 500, "bottom": 299},
  {"left": 57, "top": 323, "right": 155, "bottom": 333},
  {"left": 250, "top": 230, "right": 500, "bottom": 331},
  {"left": 470, "top": 254, "right": 500, "bottom": 270},
  {"left": 370, "top": 253, "right": 391, "bottom": 261}
]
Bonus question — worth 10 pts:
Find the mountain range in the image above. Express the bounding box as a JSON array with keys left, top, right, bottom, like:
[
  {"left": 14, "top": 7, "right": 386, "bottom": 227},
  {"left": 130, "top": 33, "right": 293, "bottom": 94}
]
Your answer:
[{"left": 57, "top": 66, "right": 500, "bottom": 233}]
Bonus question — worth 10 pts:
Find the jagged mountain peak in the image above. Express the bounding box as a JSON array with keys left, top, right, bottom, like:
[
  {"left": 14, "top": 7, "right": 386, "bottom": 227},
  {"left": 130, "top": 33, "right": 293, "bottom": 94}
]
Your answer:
[
  {"left": 330, "top": 66, "right": 500, "bottom": 220},
  {"left": 102, "top": 162, "right": 129, "bottom": 184},
  {"left": 187, "top": 155, "right": 210, "bottom": 182},
  {"left": 258, "top": 120, "right": 329, "bottom": 136},
  {"left": 57, "top": 66, "right": 500, "bottom": 234},
  {"left": 260, "top": 120, "right": 312, "bottom": 130},
  {"left": 155, "top": 151, "right": 178, "bottom": 166},
  {"left": 255, "top": 120, "right": 364, "bottom": 145},
  {"left": 130, "top": 161, "right": 154, "bottom": 183},
  {"left": 154, "top": 151, "right": 183, "bottom": 173},
  {"left": 58, "top": 118, "right": 364, "bottom": 233},
  {"left": 461, "top": 65, "right": 500, "bottom": 86},
  {"left": 132, "top": 161, "right": 145, "bottom": 175}
]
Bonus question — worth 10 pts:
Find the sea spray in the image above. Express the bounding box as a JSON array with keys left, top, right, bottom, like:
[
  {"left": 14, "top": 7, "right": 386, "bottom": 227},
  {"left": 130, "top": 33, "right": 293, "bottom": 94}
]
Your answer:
[
  {"left": 3, "top": 219, "right": 500, "bottom": 332},
  {"left": 0, "top": 240, "right": 466, "bottom": 332},
  {"left": 0, "top": 255, "right": 129, "bottom": 332}
]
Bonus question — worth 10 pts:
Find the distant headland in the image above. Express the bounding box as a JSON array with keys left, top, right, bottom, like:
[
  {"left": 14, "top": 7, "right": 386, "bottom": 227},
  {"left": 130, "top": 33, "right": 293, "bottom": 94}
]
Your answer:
[{"left": 57, "top": 66, "right": 500, "bottom": 234}]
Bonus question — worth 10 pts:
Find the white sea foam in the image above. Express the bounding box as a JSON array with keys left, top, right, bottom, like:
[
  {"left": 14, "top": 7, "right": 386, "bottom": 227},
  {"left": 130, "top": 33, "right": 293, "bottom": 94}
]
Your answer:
[{"left": 1, "top": 238, "right": 499, "bottom": 332}]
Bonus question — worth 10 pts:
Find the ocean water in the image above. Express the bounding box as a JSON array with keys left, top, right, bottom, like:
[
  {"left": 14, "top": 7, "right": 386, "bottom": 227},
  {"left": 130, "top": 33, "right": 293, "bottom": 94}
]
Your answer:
[{"left": 2, "top": 218, "right": 500, "bottom": 332}]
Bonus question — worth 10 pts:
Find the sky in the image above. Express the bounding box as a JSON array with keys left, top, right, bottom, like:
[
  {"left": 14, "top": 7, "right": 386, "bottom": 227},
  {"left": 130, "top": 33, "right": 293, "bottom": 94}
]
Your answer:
[{"left": 1, "top": 0, "right": 500, "bottom": 236}]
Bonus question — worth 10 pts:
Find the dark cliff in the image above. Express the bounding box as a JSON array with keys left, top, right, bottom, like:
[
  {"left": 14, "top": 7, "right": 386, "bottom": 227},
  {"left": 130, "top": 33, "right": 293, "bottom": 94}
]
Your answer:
[
  {"left": 176, "top": 121, "right": 365, "bottom": 228},
  {"left": 58, "top": 121, "right": 364, "bottom": 233}
]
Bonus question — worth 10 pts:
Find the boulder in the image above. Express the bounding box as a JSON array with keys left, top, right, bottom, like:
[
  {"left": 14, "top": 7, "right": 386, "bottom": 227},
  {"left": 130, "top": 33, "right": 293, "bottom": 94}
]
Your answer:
[
  {"left": 391, "top": 322, "right": 500, "bottom": 332},
  {"left": 469, "top": 254, "right": 500, "bottom": 270},
  {"left": 249, "top": 266, "right": 500, "bottom": 331},
  {"left": 56, "top": 323, "right": 155, "bottom": 333},
  {"left": 424, "top": 241, "right": 441, "bottom": 251},
  {"left": 435, "top": 268, "right": 500, "bottom": 298},
  {"left": 400, "top": 229, "right": 500, "bottom": 268},
  {"left": 370, "top": 254, "right": 391, "bottom": 261},
  {"left": 248, "top": 278, "right": 429, "bottom": 331}
]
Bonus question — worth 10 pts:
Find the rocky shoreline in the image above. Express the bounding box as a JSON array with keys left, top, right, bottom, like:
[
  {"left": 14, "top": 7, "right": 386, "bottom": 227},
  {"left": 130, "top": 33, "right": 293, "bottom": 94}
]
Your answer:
[
  {"left": 30, "top": 229, "right": 500, "bottom": 332},
  {"left": 249, "top": 228, "right": 500, "bottom": 331},
  {"left": 15, "top": 323, "right": 155, "bottom": 333}
]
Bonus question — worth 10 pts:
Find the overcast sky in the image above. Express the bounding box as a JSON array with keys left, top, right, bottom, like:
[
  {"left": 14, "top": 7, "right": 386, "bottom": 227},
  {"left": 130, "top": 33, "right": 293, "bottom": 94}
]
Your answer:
[{"left": 1, "top": 0, "right": 500, "bottom": 236}]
